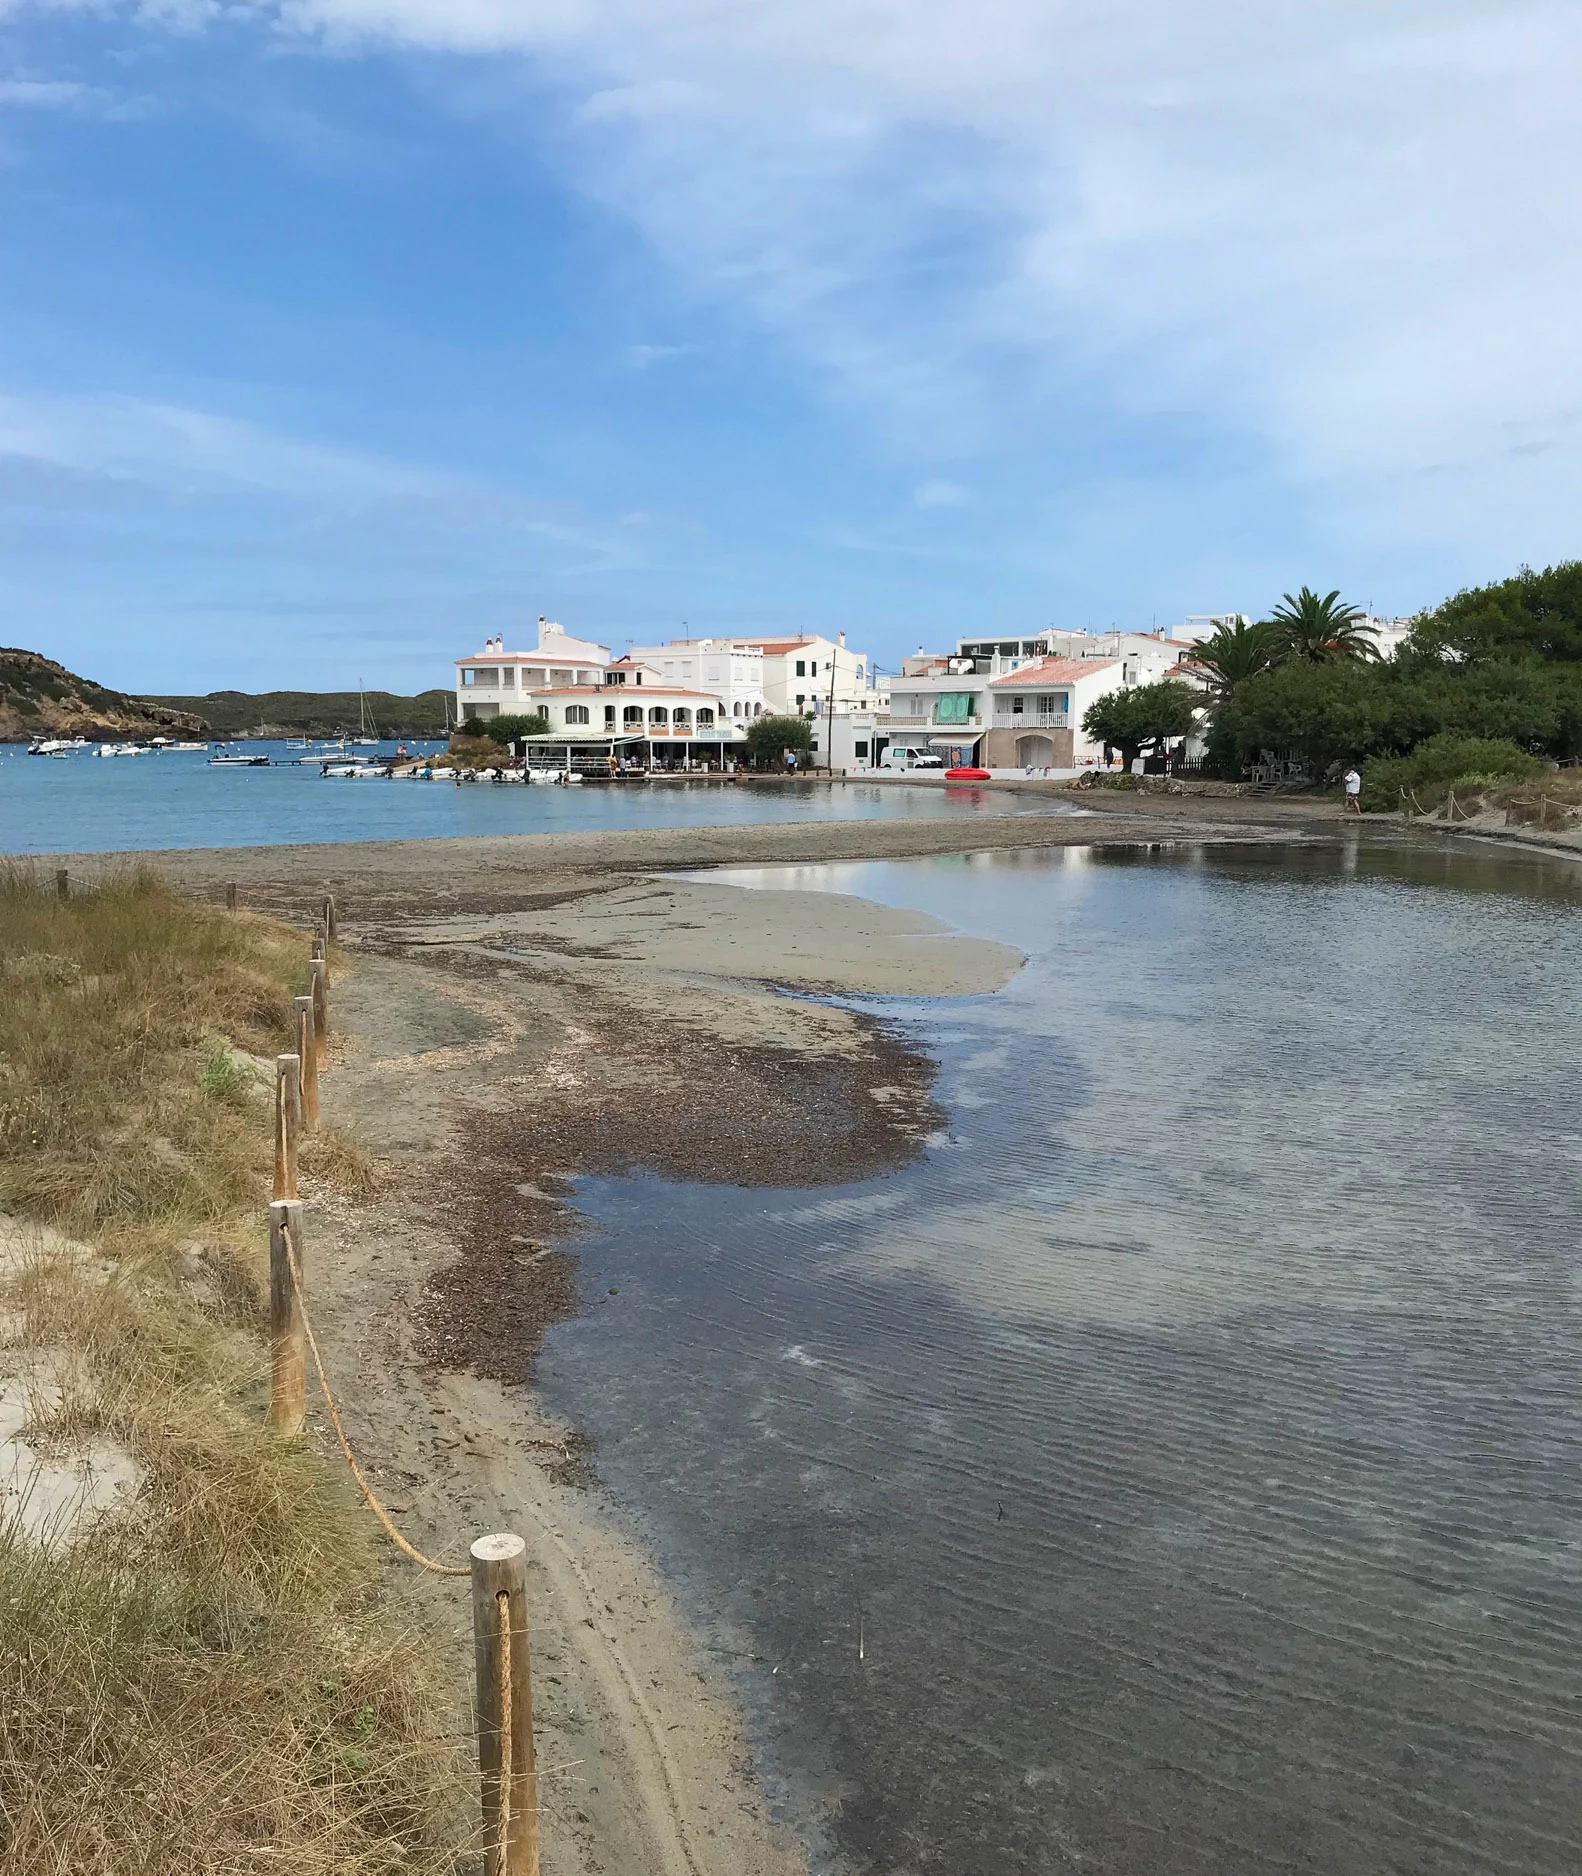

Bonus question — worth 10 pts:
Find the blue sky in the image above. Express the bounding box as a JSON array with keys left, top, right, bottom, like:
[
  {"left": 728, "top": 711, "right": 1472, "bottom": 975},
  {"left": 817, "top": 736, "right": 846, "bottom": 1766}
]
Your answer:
[{"left": 0, "top": 1, "right": 1578, "bottom": 693}]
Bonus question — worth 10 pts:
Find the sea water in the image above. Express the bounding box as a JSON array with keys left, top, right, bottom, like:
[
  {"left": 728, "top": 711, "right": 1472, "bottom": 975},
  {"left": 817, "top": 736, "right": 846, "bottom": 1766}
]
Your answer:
[
  {"left": 0, "top": 741, "right": 1072, "bottom": 855},
  {"left": 539, "top": 836, "right": 1582, "bottom": 1874}
]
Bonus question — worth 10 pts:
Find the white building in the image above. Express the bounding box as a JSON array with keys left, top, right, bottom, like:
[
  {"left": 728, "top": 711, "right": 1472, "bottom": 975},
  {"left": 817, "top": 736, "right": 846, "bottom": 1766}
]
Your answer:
[
  {"left": 952, "top": 629, "right": 1196, "bottom": 685},
  {"left": 454, "top": 622, "right": 746, "bottom": 770},
  {"left": 455, "top": 619, "right": 610, "bottom": 723},
  {"left": 624, "top": 638, "right": 767, "bottom": 726},
  {"left": 721, "top": 632, "right": 885, "bottom": 717},
  {"left": 983, "top": 658, "right": 1132, "bottom": 768}
]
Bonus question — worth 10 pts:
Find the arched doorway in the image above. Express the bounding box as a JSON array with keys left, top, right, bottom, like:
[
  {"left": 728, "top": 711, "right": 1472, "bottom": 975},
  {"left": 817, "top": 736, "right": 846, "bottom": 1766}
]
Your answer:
[{"left": 1016, "top": 733, "right": 1056, "bottom": 768}]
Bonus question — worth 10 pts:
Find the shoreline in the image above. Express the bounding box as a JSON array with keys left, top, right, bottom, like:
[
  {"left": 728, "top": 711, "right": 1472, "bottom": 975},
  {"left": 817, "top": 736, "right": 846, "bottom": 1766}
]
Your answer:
[
  {"left": 301, "top": 868, "right": 1021, "bottom": 1875},
  {"left": 19, "top": 790, "right": 1352, "bottom": 899}
]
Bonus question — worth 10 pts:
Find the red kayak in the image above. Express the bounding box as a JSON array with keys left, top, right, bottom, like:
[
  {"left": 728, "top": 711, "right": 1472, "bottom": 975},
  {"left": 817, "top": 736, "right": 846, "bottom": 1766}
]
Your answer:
[{"left": 945, "top": 766, "right": 992, "bottom": 781}]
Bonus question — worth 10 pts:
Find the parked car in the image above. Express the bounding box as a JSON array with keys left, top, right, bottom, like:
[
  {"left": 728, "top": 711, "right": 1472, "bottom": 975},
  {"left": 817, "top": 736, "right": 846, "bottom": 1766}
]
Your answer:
[{"left": 880, "top": 748, "right": 945, "bottom": 770}]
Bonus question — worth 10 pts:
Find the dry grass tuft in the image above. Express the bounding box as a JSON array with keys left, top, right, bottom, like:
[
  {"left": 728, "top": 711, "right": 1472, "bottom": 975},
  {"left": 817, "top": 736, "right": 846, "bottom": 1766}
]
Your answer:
[
  {"left": 0, "top": 864, "right": 303, "bottom": 1243},
  {"left": 0, "top": 867, "right": 466, "bottom": 1873},
  {"left": 299, "top": 1123, "right": 382, "bottom": 1200}
]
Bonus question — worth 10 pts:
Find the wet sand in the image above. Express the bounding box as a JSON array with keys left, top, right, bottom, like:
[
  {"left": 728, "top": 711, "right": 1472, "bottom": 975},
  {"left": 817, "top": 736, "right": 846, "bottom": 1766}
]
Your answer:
[
  {"left": 69, "top": 797, "right": 1383, "bottom": 1873},
  {"left": 284, "top": 867, "right": 1022, "bottom": 1876},
  {"left": 27, "top": 788, "right": 1348, "bottom": 914}
]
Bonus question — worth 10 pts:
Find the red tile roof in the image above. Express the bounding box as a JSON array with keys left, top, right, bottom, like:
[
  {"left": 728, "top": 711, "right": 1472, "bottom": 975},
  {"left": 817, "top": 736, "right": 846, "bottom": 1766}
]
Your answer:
[{"left": 988, "top": 657, "right": 1120, "bottom": 688}]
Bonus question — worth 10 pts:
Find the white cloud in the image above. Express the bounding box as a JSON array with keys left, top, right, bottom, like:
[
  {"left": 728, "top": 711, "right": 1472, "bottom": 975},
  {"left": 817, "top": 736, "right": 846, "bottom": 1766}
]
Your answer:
[
  {"left": 0, "top": 79, "right": 93, "bottom": 106},
  {"left": 914, "top": 479, "right": 969, "bottom": 509},
  {"left": 625, "top": 342, "right": 696, "bottom": 368},
  {"left": 0, "top": 388, "right": 450, "bottom": 500},
  {"left": 15, "top": 1, "right": 1582, "bottom": 563}
]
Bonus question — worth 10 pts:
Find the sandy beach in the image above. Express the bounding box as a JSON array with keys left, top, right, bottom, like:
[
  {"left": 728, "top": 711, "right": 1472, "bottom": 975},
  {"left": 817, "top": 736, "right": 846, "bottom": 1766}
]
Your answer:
[
  {"left": 269, "top": 858, "right": 1024, "bottom": 1876},
  {"left": 59, "top": 795, "right": 1347, "bottom": 1872}
]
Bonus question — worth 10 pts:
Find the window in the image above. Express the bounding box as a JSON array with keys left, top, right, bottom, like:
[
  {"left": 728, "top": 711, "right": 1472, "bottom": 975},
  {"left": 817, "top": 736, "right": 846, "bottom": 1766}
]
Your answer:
[
  {"left": 565, "top": 705, "right": 589, "bottom": 725},
  {"left": 998, "top": 642, "right": 1017, "bottom": 656},
  {"left": 854, "top": 740, "right": 869, "bottom": 759},
  {"left": 733, "top": 701, "right": 742, "bottom": 717},
  {"left": 604, "top": 705, "right": 616, "bottom": 728},
  {"left": 795, "top": 694, "right": 805, "bottom": 709},
  {"left": 753, "top": 702, "right": 762, "bottom": 716},
  {"left": 673, "top": 707, "right": 692, "bottom": 727},
  {"left": 649, "top": 705, "right": 668, "bottom": 724},
  {"left": 623, "top": 705, "right": 643, "bottom": 727},
  {"left": 697, "top": 708, "right": 714, "bottom": 726},
  {"left": 501, "top": 668, "right": 515, "bottom": 687},
  {"left": 1011, "top": 696, "right": 1025, "bottom": 715},
  {"left": 935, "top": 692, "right": 975, "bottom": 724},
  {"left": 810, "top": 661, "right": 818, "bottom": 676},
  {"left": 795, "top": 660, "right": 806, "bottom": 677}
]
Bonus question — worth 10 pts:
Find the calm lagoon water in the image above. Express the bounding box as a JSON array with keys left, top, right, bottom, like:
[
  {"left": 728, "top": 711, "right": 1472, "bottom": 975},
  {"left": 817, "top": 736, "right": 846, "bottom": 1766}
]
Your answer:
[
  {"left": 540, "top": 837, "right": 1582, "bottom": 1874},
  {"left": 0, "top": 742, "right": 1075, "bottom": 855}
]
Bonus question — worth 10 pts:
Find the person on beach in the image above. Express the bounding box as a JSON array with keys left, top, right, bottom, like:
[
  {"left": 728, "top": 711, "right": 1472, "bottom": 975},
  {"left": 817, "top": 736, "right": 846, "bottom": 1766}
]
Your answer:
[{"left": 1343, "top": 767, "right": 1362, "bottom": 813}]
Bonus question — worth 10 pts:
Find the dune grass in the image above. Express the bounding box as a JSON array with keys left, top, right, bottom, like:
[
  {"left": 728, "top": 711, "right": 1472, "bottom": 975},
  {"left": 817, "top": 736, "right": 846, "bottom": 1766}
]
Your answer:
[{"left": 0, "top": 866, "right": 466, "bottom": 1874}]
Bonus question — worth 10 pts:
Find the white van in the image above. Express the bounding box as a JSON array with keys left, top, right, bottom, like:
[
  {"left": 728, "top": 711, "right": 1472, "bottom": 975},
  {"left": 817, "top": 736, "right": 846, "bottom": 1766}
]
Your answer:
[{"left": 880, "top": 747, "right": 945, "bottom": 771}]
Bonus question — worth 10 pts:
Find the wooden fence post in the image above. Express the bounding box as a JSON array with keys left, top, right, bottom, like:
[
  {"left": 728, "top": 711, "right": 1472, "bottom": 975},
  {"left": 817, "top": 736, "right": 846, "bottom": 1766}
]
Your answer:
[
  {"left": 226, "top": 882, "right": 238, "bottom": 913},
  {"left": 471, "top": 1533, "right": 540, "bottom": 1876},
  {"left": 311, "top": 956, "right": 329, "bottom": 1053},
  {"left": 295, "top": 994, "right": 320, "bottom": 1128},
  {"left": 55, "top": 869, "right": 68, "bottom": 900},
  {"left": 322, "top": 893, "right": 337, "bottom": 945},
  {"left": 267, "top": 1199, "right": 306, "bottom": 1437},
  {"left": 273, "top": 1054, "right": 302, "bottom": 1201}
]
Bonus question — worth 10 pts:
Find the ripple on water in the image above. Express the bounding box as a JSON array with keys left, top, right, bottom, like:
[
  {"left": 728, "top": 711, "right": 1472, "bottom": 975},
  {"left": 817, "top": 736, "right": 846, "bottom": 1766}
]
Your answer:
[{"left": 541, "top": 841, "right": 1582, "bottom": 1874}]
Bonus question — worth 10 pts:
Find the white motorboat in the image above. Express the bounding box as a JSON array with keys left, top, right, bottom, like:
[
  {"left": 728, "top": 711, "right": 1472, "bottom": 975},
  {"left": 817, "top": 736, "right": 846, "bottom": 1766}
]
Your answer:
[{"left": 208, "top": 752, "right": 271, "bottom": 767}]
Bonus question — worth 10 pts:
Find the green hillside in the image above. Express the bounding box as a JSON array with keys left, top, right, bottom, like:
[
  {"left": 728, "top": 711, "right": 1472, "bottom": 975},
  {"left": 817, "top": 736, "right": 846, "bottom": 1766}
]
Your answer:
[{"left": 139, "top": 688, "right": 451, "bottom": 739}]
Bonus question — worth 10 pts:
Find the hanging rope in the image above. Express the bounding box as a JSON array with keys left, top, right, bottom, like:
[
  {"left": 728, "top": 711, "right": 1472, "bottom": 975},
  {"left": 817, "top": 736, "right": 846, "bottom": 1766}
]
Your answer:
[
  {"left": 283, "top": 1225, "right": 470, "bottom": 1577},
  {"left": 497, "top": 1589, "right": 514, "bottom": 1873}
]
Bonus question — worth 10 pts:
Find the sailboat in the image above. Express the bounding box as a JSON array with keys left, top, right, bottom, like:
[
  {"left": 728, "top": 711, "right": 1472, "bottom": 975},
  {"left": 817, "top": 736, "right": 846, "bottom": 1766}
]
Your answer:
[{"left": 351, "top": 682, "right": 380, "bottom": 747}]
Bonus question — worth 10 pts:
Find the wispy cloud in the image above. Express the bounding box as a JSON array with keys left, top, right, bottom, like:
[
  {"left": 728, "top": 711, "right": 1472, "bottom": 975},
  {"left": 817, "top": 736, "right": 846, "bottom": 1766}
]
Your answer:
[
  {"left": 0, "top": 79, "right": 95, "bottom": 107},
  {"left": 914, "top": 479, "right": 969, "bottom": 509},
  {"left": 11, "top": 0, "right": 1582, "bottom": 569},
  {"left": 234, "top": 0, "right": 1582, "bottom": 535},
  {"left": 625, "top": 342, "right": 697, "bottom": 369},
  {"left": 0, "top": 387, "right": 451, "bottom": 501}
]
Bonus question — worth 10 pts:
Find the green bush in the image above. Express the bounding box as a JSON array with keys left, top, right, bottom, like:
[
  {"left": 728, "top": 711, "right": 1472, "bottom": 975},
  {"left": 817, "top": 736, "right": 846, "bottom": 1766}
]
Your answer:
[
  {"left": 476, "top": 712, "right": 549, "bottom": 745},
  {"left": 1359, "top": 734, "right": 1544, "bottom": 812}
]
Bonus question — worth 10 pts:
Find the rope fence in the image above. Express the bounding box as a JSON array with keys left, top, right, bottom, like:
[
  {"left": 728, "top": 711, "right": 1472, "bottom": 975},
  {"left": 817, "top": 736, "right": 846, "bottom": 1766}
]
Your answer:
[{"left": 267, "top": 903, "right": 540, "bottom": 1874}]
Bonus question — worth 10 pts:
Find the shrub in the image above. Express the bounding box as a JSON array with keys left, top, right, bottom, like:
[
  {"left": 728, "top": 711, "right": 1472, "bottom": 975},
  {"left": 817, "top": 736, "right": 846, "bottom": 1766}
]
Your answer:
[
  {"left": 474, "top": 712, "right": 548, "bottom": 745},
  {"left": 1359, "top": 734, "right": 1544, "bottom": 812}
]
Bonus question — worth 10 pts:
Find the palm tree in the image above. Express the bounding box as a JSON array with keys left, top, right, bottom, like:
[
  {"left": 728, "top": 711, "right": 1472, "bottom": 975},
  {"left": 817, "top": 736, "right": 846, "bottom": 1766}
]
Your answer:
[
  {"left": 1189, "top": 617, "right": 1279, "bottom": 704},
  {"left": 1267, "top": 586, "right": 1377, "bottom": 663}
]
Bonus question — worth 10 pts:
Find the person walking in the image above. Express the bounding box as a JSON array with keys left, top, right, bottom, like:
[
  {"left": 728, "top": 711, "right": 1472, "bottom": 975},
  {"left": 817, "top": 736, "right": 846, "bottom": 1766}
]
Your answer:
[{"left": 1343, "top": 766, "right": 1362, "bottom": 814}]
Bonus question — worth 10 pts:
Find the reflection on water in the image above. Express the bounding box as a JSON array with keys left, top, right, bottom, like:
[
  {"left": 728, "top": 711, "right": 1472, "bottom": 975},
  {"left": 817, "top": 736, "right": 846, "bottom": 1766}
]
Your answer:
[{"left": 541, "top": 840, "right": 1582, "bottom": 1874}]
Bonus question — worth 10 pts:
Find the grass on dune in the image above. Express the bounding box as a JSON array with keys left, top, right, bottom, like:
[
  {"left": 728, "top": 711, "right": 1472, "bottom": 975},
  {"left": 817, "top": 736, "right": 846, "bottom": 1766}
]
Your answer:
[{"left": 0, "top": 865, "right": 467, "bottom": 1875}]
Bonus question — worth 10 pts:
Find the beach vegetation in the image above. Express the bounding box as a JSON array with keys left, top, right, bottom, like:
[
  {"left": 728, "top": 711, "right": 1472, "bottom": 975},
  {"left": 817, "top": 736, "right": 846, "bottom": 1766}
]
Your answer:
[
  {"left": 0, "top": 865, "right": 462, "bottom": 1870},
  {"left": 474, "top": 711, "right": 550, "bottom": 745},
  {"left": 1266, "top": 586, "right": 1379, "bottom": 663},
  {"left": 1358, "top": 735, "right": 1544, "bottom": 813},
  {"left": 1187, "top": 617, "right": 1278, "bottom": 704},
  {"left": 1082, "top": 679, "right": 1198, "bottom": 769},
  {"left": 1198, "top": 560, "right": 1582, "bottom": 784},
  {"left": 745, "top": 713, "right": 816, "bottom": 766}
]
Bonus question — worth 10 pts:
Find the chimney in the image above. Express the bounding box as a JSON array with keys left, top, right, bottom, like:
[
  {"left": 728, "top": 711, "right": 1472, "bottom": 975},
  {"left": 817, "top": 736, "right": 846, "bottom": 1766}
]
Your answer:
[{"left": 838, "top": 631, "right": 847, "bottom": 648}]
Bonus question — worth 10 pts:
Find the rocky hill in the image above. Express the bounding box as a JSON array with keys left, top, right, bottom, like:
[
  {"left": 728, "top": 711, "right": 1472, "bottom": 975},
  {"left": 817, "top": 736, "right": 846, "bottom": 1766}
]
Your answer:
[
  {"left": 0, "top": 649, "right": 209, "bottom": 742},
  {"left": 140, "top": 688, "right": 450, "bottom": 738}
]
